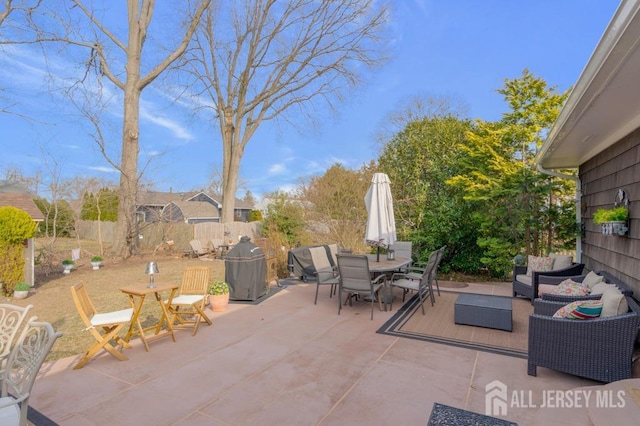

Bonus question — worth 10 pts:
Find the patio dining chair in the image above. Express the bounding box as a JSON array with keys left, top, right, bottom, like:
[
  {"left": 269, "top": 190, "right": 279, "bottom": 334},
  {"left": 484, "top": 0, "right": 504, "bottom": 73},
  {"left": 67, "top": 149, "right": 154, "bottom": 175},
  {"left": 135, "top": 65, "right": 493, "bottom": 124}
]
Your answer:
[
  {"left": 390, "top": 248, "right": 438, "bottom": 315},
  {"left": 336, "top": 254, "right": 385, "bottom": 320},
  {"left": 166, "top": 266, "right": 212, "bottom": 336},
  {"left": 308, "top": 246, "right": 339, "bottom": 304},
  {"left": 0, "top": 319, "right": 62, "bottom": 426},
  {"left": 0, "top": 304, "right": 35, "bottom": 383},
  {"left": 70, "top": 282, "right": 134, "bottom": 370}
]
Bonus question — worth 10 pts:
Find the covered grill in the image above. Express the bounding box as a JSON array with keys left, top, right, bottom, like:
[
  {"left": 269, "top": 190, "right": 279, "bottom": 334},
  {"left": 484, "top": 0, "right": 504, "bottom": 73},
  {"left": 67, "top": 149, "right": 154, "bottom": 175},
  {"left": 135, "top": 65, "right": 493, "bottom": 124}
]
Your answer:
[{"left": 225, "top": 236, "right": 267, "bottom": 301}]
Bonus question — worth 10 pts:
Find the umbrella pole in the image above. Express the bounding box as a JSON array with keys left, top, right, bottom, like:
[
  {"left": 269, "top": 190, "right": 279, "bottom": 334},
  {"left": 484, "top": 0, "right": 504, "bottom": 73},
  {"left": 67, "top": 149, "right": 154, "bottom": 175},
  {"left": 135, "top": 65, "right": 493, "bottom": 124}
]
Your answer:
[{"left": 377, "top": 246, "right": 380, "bottom": 262}]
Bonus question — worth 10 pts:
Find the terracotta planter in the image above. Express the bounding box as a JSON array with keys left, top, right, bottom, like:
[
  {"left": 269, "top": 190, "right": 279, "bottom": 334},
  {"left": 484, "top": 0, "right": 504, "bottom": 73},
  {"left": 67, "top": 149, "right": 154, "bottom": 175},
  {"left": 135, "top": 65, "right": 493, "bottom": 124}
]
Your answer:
[{"left": 209, "top": 293, "right": 229, "bottom": 312}]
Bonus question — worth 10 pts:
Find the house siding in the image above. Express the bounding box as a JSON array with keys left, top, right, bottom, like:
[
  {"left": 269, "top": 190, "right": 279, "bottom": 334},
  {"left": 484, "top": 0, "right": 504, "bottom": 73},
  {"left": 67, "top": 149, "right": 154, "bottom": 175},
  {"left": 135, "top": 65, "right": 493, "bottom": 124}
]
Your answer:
[{"left": 580, "top": 128, "right": 640, "bottom": 298}]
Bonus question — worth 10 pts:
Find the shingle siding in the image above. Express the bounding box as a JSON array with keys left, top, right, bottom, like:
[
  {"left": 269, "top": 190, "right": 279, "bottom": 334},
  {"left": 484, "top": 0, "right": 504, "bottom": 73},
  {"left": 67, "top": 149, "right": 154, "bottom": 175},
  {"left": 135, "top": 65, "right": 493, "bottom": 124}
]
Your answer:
[{"left": 580, "top": 128, "right": 640, "bottom": 298}]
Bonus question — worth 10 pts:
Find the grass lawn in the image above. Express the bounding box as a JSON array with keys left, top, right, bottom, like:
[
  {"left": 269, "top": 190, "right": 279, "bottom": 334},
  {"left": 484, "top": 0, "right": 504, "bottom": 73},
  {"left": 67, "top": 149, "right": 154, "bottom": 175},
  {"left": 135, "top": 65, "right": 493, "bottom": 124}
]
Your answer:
[{"left": 6, "top": 238, "right": 225, "bottom": 362}]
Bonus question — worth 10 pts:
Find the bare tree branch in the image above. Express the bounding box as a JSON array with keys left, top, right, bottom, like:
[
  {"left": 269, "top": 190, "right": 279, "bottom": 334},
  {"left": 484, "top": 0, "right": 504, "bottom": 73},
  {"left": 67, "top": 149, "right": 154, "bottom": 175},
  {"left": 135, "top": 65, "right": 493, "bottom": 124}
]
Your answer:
[{"left": 182, "top": 0, "right": 388, "bottom": 222}]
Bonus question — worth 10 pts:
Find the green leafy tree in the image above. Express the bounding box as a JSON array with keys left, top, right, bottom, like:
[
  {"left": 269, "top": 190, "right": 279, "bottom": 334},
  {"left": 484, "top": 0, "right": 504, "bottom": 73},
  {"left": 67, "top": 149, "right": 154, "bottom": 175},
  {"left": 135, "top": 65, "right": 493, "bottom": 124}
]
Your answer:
[
  {"left": 247, "top": 210, "right": 263, "bottom": 222},
  {"left": 261, "top": 191, "right": 309, "bottom": 278},
  {"left": 81, "top": 188, "right": 119, "bottom": 222},
  {"left": 378, "top": 114, "right": 483, "bottom": 273},
  {"left": 447, "top": 69, "right": 572, "bottom": 277},
  {"left": 33, "top": 198, "right": 75, "bottom": 238}
]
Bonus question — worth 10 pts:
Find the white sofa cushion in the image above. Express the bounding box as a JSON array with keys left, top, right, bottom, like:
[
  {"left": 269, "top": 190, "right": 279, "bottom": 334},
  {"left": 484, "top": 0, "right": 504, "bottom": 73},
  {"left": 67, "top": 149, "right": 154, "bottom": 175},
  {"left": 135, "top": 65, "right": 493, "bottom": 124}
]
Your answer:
[
  {"left": 582, "top": 271, "right": 606, "bottom": 289},
  {"left": 600, "top": 286, "right": 628, "bottom": 317}
]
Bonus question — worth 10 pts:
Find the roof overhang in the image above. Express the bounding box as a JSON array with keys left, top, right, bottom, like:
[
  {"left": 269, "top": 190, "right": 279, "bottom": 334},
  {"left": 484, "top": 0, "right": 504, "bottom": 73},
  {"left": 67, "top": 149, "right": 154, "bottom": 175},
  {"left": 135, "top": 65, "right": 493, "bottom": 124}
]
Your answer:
[{"left": 537, "top": 0, "right": 640, "bottom": 169}]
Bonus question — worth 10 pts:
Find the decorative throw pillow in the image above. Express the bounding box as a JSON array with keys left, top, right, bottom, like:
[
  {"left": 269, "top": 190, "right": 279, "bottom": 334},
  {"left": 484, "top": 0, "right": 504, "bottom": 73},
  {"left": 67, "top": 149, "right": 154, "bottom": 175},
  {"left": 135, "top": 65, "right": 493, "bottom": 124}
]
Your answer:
[
  {"left": 600, "top": 286, "right": 628, "bottom": 317},
  {"left": 526, "top": 255, "right": 554, "bottom": 277},
  {"left": 552, "top": 280, "right": 589, "bottom": 296},
  {"left": 590, "top": 283, "right": 616, "bottom": 295},
  {"left": 550, "top": 253, "right": 573, "bottom": 271},
  {"left": 553, "top": 300, "right": 603, "bottom": 319},
  {"left": 582, "top": 271, "right": 605, "bottom": 289}
]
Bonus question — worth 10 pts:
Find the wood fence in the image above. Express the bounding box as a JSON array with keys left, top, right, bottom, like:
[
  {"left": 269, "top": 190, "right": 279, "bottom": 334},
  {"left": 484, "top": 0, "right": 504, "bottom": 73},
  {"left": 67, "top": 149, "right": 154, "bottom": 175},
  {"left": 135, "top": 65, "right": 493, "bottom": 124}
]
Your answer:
[{"left": 77, "top": 220, "right": 261, "bottom": 253}]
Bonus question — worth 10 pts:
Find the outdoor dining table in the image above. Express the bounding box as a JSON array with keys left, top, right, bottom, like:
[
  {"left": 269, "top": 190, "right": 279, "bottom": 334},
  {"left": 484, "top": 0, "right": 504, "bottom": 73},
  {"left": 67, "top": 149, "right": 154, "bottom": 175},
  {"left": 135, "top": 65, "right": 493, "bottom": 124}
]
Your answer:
[
  {"left": 366, "top": 254, "right": 411, "bottom": 274},
  {"left": 119, "top": 282, "right": 179, "bottom": 352},
  {"left": 365, "top": 255, "right": 411, "bottom": 310}
]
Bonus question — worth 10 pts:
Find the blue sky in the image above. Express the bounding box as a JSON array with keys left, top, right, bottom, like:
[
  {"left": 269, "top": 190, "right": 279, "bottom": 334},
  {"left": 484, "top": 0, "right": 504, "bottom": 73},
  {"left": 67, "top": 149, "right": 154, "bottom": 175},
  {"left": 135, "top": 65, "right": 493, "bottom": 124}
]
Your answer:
[{"left": 0, "top": 1, "right": 621, "bottom": 200}]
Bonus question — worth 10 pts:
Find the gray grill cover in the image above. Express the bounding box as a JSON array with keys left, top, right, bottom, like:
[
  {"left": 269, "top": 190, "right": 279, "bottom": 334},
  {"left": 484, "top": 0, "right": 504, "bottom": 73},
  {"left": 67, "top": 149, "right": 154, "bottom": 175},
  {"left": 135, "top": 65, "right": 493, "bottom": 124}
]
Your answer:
[
  {"left": 225, "top": 236, "right": 267, "bottom": 301},
  {"left": 287, "top": 245, "right": 335, "bottom": 282}
]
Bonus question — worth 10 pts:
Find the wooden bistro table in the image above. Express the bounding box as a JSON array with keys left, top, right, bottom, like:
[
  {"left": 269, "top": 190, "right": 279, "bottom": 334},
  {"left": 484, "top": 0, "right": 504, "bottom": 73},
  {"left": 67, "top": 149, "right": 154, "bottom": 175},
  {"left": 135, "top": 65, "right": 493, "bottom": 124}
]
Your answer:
[{"left": 119, "top": 282, "right": 179, "bottom": 352}]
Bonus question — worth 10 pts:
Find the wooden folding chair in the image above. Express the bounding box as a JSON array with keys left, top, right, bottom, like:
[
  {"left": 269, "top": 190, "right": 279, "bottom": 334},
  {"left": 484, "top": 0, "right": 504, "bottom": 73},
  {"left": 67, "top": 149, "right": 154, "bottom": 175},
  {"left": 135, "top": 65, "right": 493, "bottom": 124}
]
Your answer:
[
  {"left": 70, "top": 282, "right": 134, "bottom": 370},
  {"left": 166, "top": 266, "right": 212, "bottom": 336}
]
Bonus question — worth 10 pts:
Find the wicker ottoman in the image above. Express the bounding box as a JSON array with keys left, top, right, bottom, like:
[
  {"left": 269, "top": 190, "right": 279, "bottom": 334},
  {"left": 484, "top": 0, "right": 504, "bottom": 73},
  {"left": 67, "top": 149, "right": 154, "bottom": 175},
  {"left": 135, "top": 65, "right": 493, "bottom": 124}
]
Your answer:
[{"left": 454, "top": 294, "right": 513, "bottom": 332}]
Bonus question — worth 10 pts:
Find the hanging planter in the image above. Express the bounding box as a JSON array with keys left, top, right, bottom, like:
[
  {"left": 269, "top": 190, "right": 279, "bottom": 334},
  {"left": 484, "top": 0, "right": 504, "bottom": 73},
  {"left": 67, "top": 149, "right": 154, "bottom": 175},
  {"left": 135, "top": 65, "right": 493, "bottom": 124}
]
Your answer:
[{"left": 593, "top": 203, "right": 629, "bottom": 236}]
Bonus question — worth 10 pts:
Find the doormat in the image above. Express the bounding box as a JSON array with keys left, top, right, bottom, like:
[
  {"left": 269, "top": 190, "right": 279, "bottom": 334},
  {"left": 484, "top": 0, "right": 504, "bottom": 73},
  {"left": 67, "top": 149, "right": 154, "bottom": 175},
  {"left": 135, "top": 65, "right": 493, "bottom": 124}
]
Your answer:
[
  {"left": 377, "top": 289, "right": 531, "bottom": 359},
  {"left": 28, "top": 405, "right": 58, "bottom": 425},
  {"left": 427, "top": 402, "right": 518, "bottom": 425}
]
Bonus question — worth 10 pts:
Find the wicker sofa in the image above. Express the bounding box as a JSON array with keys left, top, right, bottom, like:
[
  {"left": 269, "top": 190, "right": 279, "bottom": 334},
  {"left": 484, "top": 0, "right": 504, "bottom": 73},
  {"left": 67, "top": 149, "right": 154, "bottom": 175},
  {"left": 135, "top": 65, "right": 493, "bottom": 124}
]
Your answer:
[
  {"left": 538, "top": 270, "right": 634, "bottom": 303},
  {"left": 512, "top": 261, "right": 585, "bottom": 305},
  {"left": 528, "top": 295, "right": 640, "bottom": 383}
]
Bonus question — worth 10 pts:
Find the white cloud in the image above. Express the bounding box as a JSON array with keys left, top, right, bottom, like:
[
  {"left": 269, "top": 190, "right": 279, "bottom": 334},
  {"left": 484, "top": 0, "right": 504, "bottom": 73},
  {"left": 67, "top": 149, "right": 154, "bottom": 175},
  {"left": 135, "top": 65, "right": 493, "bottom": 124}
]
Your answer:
[
  {"left": 268, "top": 163, "right": 286, "bottom": 174},
  {"left": 139, "top": 101, "right": 194, "bottom": 141},
  {"left": 86, "top": 165, "right": 118, "bottom": 173}
]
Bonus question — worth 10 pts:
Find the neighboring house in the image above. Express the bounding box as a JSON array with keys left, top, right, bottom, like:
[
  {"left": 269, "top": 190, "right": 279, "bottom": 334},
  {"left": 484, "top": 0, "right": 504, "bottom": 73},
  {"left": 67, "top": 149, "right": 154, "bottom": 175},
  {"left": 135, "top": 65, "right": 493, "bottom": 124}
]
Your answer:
[
  {"left": 162, "top": 201, "right": 220, "bottom": 224},
  {"left": 536, "top": 0, "right": 640, "bottom": 297},
  {"left": 0, "top": 181, "right": 44, "bottom": 287},
  {"left": 136, "top": 190, "right": 253, "bottom": 223}
]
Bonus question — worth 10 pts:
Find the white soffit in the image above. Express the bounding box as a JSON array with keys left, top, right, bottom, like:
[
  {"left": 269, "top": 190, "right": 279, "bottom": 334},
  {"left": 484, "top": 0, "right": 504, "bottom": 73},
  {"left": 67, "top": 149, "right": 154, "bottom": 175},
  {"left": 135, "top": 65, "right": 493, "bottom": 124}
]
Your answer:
[{"left": 538, "top": 0, "right": 640, "bottom": 169}]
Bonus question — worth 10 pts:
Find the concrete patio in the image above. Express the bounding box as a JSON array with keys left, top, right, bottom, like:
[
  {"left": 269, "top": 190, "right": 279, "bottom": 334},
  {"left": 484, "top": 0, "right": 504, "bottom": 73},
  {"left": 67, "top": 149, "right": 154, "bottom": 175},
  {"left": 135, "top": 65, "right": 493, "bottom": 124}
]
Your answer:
[{"left": 30, "top": 280, "right": 640, "bottom": 425}]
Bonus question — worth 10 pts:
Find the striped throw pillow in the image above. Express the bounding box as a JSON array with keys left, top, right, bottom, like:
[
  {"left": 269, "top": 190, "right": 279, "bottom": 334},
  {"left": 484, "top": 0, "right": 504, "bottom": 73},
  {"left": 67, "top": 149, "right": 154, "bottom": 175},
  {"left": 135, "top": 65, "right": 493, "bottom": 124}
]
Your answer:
[{"left": 553, "top": 300, "right": 603, "bottom": 319}]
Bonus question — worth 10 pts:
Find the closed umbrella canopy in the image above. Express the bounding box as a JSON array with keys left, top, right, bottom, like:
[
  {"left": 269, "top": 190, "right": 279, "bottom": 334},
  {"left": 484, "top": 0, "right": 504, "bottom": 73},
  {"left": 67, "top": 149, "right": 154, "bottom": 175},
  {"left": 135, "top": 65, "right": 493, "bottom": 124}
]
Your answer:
[{"left": 364, "top": 173, "right": 397, "bottom": 260}]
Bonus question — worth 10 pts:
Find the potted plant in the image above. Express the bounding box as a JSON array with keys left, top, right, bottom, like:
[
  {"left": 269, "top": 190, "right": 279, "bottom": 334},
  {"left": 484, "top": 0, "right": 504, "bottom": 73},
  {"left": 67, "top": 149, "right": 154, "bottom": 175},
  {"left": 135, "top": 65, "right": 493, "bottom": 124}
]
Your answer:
[
  {"left": 90, "top": 256, "right": 103, "bottom": 270},
  {"left": 61, "top": 259, "right": 74, "bottom": 274},
  {"left": 208, "top": 280, "right": 230, "bottom": 312},
  {"left": 593, "top": 206, "right": 629, "bottom": 236},
  {"left": 13, "top": 281, "right": 30, "bottom": 299}
]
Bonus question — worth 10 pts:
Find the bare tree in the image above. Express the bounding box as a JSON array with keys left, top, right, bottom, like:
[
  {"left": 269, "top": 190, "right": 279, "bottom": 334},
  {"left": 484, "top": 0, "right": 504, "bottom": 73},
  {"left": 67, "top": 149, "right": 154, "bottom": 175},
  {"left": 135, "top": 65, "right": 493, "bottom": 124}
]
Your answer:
[
  {"left": 20, "top": 0, "right": 211, "bottom": 257},
  {"left": 375, "top": 93, "right": 470, "bottom": 145},
  {"left": 67, "top": 176, "right": 115, "bottom": 256},
  {"left": 182, "top": 0, "right": 388, "bottom": 222},
  {"left": 0, "top": 0, "right": 43, "bottom": 116}
]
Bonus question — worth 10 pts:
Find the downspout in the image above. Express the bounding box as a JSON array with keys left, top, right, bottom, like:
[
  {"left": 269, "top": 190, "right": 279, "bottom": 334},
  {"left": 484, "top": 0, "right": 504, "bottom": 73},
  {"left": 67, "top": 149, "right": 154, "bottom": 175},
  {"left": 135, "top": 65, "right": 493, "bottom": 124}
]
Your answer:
[{"left": 536, "top": 164, "right": 582, "bottom": 263}]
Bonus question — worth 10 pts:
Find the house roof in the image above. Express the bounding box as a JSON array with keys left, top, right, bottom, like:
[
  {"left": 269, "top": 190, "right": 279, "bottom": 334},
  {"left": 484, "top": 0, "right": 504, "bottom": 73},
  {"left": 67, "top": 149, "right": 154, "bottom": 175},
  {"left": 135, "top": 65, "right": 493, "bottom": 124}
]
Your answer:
[
  {"left": 537, "top": 0, "right": 640, "bottom": 169},
  {"left": 138, "top": 190, "right": 254, "bottom": 210},
  {"left": 165, "top": 201, "right": 220, "bottom": 220},
  {"left": 0, "top": 193, "right": 45, "bottom": 221},
  {"left": 137, "top": 191, "right": 196, "bottom": 206}
]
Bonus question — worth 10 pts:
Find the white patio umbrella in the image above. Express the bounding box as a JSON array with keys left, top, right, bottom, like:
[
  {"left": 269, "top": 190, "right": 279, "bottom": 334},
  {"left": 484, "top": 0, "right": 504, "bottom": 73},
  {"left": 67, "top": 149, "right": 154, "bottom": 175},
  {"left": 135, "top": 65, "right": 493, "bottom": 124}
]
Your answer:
[{"left": 364, "top": 172, "right": 397, "bottom": 261}]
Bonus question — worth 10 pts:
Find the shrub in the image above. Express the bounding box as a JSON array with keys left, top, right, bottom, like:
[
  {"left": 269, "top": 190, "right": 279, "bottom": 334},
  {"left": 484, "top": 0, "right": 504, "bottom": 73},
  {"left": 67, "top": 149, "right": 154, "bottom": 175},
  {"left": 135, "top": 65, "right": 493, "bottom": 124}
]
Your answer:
[
  {"left": 14, "top": 282, "right": 30, "bottom": 291},
  {"left": 62, "top": 259, "right": 74, "bottom": 265},
  {"left": 209, "top": 280, "right": 229, "bottom": 295},
  {"left": 91, "top": 256, "right": 103, "bottom": 262},
  {"left": 0, "top": 206, "right": 37, "bottom": 243},
  {"left": 0, "top": 206, "right": 37, "bottom": 295},
  {"left": 593, "top": 206, "right": 628, "bottom": 224}
]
